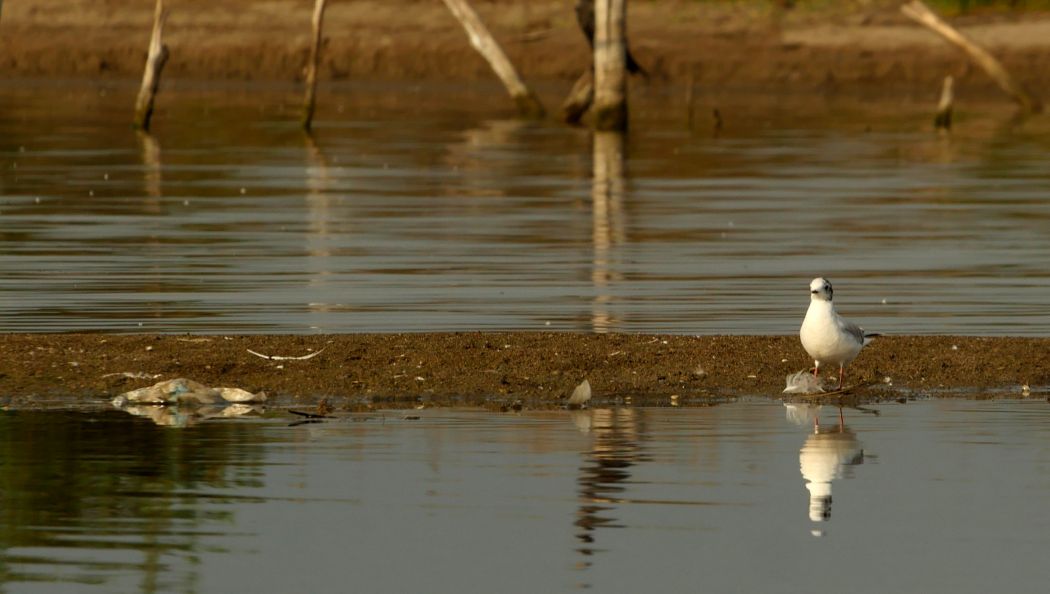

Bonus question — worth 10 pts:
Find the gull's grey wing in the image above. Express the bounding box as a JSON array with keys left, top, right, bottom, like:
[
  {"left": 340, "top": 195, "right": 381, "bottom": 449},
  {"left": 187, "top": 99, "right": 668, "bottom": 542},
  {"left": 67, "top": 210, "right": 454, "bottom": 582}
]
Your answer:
[{"left": 837, "top": 317, "right": 867, "bottom": 346}]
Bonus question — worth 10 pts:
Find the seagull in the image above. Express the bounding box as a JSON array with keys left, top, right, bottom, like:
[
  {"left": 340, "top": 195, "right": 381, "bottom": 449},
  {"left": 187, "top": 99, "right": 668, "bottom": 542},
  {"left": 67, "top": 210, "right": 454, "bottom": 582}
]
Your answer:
[{"left": 799, "top": 278, "right": 878, "bottom": 390}]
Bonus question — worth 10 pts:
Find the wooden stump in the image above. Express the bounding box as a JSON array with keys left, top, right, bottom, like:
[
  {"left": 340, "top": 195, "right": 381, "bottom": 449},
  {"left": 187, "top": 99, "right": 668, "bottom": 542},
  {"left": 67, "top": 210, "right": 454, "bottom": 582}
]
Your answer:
[
  {"left": 901, "top": 1, "right": 1040, "bottom": 113},
  {"left": 133, "top": 0, "right": 169, "bottom": 132},
  {"left": 302, "top": 0, "right": 328, "bottom": 131},
  {"left": 442, "top": 0, "right": 545, "bottom": 118},
  {"left": 591, "top": 0, "right": 627, "bottom": 131}
]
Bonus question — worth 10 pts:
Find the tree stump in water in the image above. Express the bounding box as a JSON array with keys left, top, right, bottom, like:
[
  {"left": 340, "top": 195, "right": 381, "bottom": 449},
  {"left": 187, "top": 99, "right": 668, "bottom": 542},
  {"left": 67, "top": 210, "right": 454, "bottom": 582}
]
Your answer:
[
  {"left": 901, "top": 0, "right": 1040, "bottom": 113},
  {"left": 934, "top": 75, "right": 954, "bottom": 131},
  {"left": 133, "top": 0, "right": 170, "bottom": 132},
  {"left": 302, "top": 0, "right": 328, "bottom": 131},
  {"left": 591, "top": 0, "right": 628, "bottom": 131}
]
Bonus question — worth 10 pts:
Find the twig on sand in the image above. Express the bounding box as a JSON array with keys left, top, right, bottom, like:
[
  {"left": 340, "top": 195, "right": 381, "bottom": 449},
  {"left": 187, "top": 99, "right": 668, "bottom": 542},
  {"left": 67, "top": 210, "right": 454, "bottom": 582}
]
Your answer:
[
  {"left": 247, "top": 347, "right": 326, "bottom": 361},
  {"left": 102, "top": 371, "right": 163, "bottom": 380}
]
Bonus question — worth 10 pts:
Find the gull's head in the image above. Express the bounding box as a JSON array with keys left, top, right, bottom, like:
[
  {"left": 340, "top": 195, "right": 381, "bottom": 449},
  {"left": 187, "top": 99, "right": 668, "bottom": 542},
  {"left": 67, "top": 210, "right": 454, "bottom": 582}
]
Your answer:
[{"left": 809, "top": 277, "right": 833, "bottom": 302}]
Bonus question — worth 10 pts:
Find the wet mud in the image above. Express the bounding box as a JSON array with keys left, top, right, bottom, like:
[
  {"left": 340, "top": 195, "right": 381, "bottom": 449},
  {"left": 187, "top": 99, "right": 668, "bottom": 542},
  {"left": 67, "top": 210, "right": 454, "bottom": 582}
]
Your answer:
[{"left": 0, "top": 333, "right": 1045, "bottom": 407}]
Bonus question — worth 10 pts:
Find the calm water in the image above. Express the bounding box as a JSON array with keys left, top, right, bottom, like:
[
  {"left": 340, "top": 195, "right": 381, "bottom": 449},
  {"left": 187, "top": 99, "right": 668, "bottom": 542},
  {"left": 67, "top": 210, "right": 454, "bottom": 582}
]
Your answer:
[
  {"left": 2, "top": 399, "right": 1049, "bottom": 593},
  {"left": 1, "top": 82, "right": 1049, "bottom": 334}
]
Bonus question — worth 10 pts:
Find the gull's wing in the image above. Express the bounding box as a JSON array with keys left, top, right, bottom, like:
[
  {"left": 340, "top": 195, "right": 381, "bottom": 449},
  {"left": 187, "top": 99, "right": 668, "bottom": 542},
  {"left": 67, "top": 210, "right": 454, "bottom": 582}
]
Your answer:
[{"left": 836, "top": 315, "right": 868, "bottom": 346}]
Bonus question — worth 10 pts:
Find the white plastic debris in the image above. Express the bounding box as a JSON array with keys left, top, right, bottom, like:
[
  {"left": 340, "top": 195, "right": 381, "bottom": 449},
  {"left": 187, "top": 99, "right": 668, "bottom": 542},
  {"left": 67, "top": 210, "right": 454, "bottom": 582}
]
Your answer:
[
  {"left": 568, "top": 379, "right": 592, "bottom": 406},
  {"left": 113, "top": 378, "right": 267, "bottom": 406},
  {"left": 115, "top": 402, "right": 263, "bottom": 427},
  {"left": 783, "top": 370, "right": 825, "bottom": 395}
]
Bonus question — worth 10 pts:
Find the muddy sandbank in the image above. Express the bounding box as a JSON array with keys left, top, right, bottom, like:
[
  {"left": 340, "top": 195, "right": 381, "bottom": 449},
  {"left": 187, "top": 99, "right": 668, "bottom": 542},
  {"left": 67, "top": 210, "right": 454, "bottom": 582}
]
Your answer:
[{"left": 0, "top": 333, "right": 1044, "bottom": 407}]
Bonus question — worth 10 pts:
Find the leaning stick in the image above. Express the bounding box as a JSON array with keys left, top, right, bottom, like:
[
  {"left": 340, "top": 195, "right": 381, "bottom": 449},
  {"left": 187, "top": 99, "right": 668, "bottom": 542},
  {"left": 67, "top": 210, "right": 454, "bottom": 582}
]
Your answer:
[
  {"left": 934, "top": 75, "right": 953, "bottom": 130},
  {"left": 900, "top": 1, "right": 1040, "bottom": 113},
  {"left": 441, "top": 0, "right": 545, "bottom": 117},
  {"left": 561, "top": 70, "right": 594, "bottom": 124},
  {"left": 302, "top": 0, "right": 328, "bottom": 131},
  {"left": 133, "top": 0, "right": 170, "bottom": 131},
  {"left": 591, "top": 0, "right": 627, "bottom": 131}
]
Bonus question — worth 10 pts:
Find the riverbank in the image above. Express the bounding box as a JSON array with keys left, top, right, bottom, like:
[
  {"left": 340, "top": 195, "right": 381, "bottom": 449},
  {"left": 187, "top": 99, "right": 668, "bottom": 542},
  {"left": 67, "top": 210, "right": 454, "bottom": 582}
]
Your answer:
[
  {"left": 1, "top": 334, "right": 1044, "bottom": 406},
  {"left": 2, "top": 1, "right": 1050, "bottom": 99}
]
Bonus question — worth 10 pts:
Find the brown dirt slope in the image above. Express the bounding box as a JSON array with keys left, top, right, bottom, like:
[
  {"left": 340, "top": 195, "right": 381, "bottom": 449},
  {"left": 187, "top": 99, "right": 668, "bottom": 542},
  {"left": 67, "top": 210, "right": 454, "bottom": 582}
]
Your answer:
[{"left": 2, "top": 1, "right": 1050, "bottom": 96}]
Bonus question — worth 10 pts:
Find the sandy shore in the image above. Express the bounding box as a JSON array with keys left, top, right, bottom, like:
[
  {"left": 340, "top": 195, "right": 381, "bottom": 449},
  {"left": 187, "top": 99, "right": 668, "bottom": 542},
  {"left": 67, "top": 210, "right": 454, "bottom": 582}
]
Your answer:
[
  {"left": 2, "top": 0, "right": 1050, "bottom": 97},
  {"left": 1, "top": 333, "right": 1045, "bottom": 407}
]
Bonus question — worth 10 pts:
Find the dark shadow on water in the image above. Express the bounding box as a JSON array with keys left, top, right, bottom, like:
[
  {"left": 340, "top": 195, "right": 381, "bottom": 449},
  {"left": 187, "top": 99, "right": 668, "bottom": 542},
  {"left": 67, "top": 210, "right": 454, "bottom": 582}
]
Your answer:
[{"left": 0, "top": 410, "right": 266, "bottom": 591}]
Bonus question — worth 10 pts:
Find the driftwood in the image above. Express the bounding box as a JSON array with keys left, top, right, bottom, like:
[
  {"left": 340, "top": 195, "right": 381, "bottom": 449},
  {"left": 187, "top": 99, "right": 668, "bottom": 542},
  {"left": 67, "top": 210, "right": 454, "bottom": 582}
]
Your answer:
[
  {"left": 934, "top": 75, "right": 953, "bottom": 130},
  {"left": 561, "top": 70, "right": 594, "bottom": 124},
  {"left": 591, "top": 0, "right": 627, "bottom": 131},
  {"left": 302, "top": 0, "right": 328, "bottom": 131},
  {"left": 441, "top": 0, "right": 545, "bottom": 117},
  {"left": 901, "top": 1, "right": 1040, "bottom": 113},
  {"left": 133, "top": 0, "right": 170, "bottom": 131}
]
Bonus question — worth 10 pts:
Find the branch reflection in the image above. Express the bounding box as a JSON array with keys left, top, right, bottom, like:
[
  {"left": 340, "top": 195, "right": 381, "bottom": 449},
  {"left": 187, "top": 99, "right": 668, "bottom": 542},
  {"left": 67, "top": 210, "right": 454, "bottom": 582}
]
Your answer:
[
  {"left": 573, "top": 408, "right": 647, "bottom": 570},
  {"left": 137, "top": 130, "right": 163, "bottom": 211},
  {"left": 305, "top": 132, "right": 335, "bottom": 323},
  {"left": 590, "top": 131, "right": 626, "bottom": 332}
]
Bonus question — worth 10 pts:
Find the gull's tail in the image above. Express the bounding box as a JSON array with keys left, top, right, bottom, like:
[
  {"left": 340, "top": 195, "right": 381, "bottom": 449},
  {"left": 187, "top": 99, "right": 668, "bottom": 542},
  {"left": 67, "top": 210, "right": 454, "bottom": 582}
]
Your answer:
[{"left": 862, "top": 331, "right": 881, "bottom": 346}]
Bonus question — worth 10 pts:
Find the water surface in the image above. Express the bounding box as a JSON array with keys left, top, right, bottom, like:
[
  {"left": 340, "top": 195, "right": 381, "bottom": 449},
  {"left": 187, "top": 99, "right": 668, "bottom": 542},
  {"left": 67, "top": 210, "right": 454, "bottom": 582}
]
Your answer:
[
  {"left": 2, "top": 399, "right": 1050, "bottom": 593},
  {"left": 1, "top": 82, "right": 1048, "bottom": 334}
]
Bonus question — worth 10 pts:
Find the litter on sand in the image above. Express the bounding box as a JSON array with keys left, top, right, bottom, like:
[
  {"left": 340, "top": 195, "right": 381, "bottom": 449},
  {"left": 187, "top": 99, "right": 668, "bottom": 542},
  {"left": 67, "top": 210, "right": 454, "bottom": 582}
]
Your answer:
[
  {"left": 783, "top": 370, "right": 826, "bottom": 395},
  {"left": 112, "top": 377, "right": 267, "bottom": 407}
]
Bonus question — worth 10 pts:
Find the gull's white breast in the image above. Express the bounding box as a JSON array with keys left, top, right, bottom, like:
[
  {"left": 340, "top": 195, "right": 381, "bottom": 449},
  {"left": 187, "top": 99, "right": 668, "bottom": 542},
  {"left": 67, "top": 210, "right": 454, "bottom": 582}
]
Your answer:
[{"left": 800, "top": 301, "right": 863, "bottom": 366}]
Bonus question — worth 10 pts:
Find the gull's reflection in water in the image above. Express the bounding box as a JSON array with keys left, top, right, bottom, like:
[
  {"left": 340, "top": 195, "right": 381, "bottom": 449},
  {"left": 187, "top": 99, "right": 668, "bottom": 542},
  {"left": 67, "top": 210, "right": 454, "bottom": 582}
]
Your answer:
[
  {"left": 785, "top": 404, "right": 865, "bottom": 536},
  {"left": 572, "top": 408, "right": 648, "bottom": 572}
]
